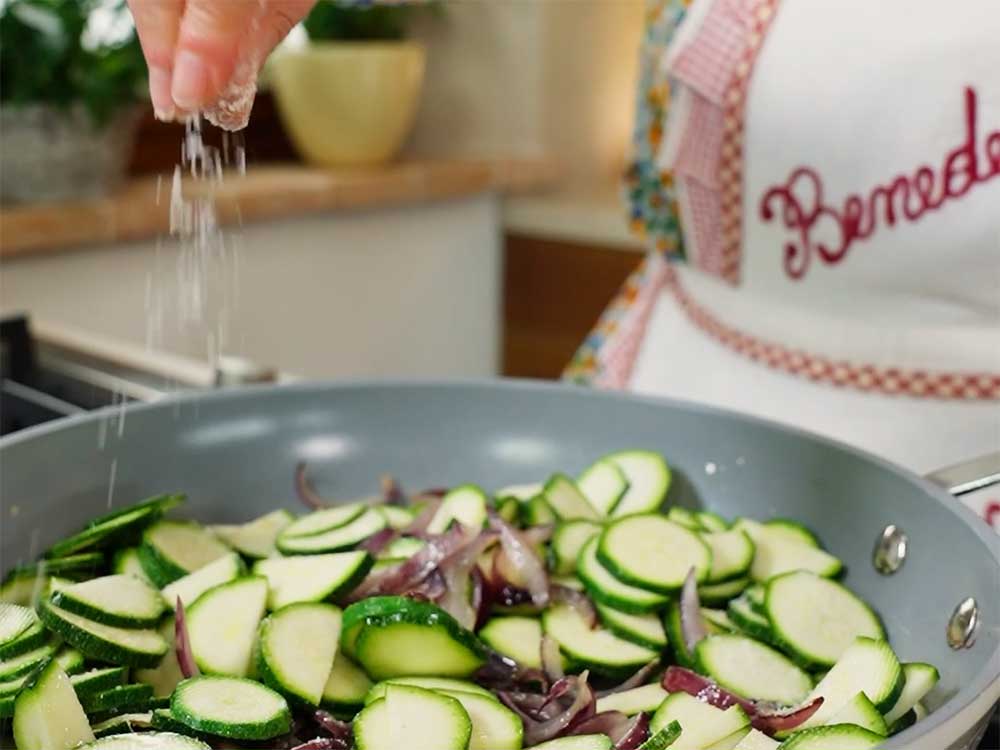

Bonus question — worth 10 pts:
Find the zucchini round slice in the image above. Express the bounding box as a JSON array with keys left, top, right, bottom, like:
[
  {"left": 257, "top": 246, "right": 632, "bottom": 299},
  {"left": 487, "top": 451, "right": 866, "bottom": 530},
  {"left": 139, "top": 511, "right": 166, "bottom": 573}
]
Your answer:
[
  {"left": 354, "top": 616, "right": 487, "bottom": 681},
  {"left": 577, "top": 460, "right": 629, "bottom": 516},
  {"left": 0, "top": 620, "right": 47, "bottom": 661},
  {"left": 551, "top": 520, "right": 602, "bottom": 576},
  {"left": 595, "top": 683, "right": 668, "bottom": 716},
  {"left": 702, "top": 529, "right": 755, "bottom": 583},
  {"left": 39, "top": 601, "right": 167, "bottom": 668},
  {"left": 542, "top": 603, "right": 658, "bottom": 678},
  {"left": 0, "top": 604, "right": 37, "bottom": 651},
  {"left": 354, "top": 684, "right": 472, "bottom": 750},
  {"left": 139, "top": 521, "right": 232, "bottom": 587},
  {"left": 778, "top": 724, "right": 884, "bottom": 749},
  {"left": 697, "top": 577, "right": 750, "bottom": 606},
  {"left": 437, "top": 688, "right": 523, "bottom": 750},
  {"left": 13, "top": 659, "right": 94, "bottom": 750},
  {"left": 112, "top": 547, "right": 154, "bottom": 585},
  {"left": 695, "top": 634, "right": 813, "bottom": 705},
  {"left": 603, "top": 451, "right": 671, "bottom": 518},
  {"left": 279, "top": 503, "right": 366, "bottom": 540},
  {"left": 210, "top": 509, "right": 294, "bottom": 559},
  {"left": 479, "top": 616, "right": 546, "bottom": 670},
  {"left": 171, "top": 676, "right": 291, "bottom": 741},
  {"left": 80, "top": 733, "right": 211, "bottom": 750},
  {"left": 52, "top": 574, "right": 165, "bottom": 628},
  {"left": 426, "top": 485, "right": 489, "bottom": 534},
  {"left": 253, "top": 550, "right": 371, "bottom": 610},
  {"left": 727, "top": 595, "right": 777, "bottom": 645},
  {"left": 883, "top": 662, "right": 939, "bottom": 726},
  {"left": 595, "top": 603, "right": 668, "bottom": 651},
  {"left": 257, "top": 602, "right": 342, "bottom": 706},
  {"left": 828, "top": 691, "right": 889, "bottom": 736},
  {"left": 70, "top": 666, "right": 128, "bottom": 698},
  {"left": 80, "top": 682, "right": 155, "bottom": 714},
  {"left": 598, "top": 515, "right": 712, "bottom": 593},
  {"left": 542, "top": 474, "right": 601, "bottom": 521},
  {"left": 134, "top": 619, "right": 185, "bottom": 699},
  {"left": 365, "top": 676, "right": 495, "bottom": 705},
  {"left": 186, "top": 576, "right": 268, "bottom": 678},
  {"left": 650, "top": 692, "right": 750, "bottom": 742},
  {"left": 528, "top": 737, "right": 613, "bottom": 750},
  {"left": 765, "top": 571, "right": 884, "bottom": 669},
  {"left": 277, "top": 509, "right": 387, "bottom": 555},
  {"left": 379, "top": 505, "right": 417, "bottom": 530},
  {"left": 0, "top": 641, "right": 58, "bottom": 681},
  {"left": 45, "top": 494, "right": 184, "bottom": 559},
  {"left": 321, "top": 652, "right": 372, "bottom": 711},
  {"left": 89, "top": 712, "right": 155, "bottom": 739},
  {"left": 161, "top": 553, "right": 244, "bottom": 611},
  {"left": 577, "top": 537, "right": 668, "bottom": 614}
]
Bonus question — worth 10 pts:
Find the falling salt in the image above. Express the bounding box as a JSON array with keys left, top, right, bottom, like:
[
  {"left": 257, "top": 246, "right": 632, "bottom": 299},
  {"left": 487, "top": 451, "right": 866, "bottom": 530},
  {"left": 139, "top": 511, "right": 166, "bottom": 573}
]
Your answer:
[
  {"left": 705, "top": 462, "right": 718, "bottom": 476},
  {"left": 106, "top": 458, "right": 118, "bottom": 509}
]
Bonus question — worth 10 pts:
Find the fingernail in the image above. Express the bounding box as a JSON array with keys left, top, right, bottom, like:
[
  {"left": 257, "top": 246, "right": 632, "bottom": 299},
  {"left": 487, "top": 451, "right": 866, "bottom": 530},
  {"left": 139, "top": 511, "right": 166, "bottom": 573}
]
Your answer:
[
  {"left": 171, "top": 50, "right": 211, "bottom": 110},
  {"left": 148, "top": 66, "right": 175, "bottom": 121}
]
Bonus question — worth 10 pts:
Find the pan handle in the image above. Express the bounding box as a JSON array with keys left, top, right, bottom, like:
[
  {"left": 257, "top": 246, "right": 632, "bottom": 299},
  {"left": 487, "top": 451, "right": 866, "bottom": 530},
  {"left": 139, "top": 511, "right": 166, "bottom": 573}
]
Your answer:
[{"left": 925, "top": 451, "right": 1000, "bottom": 496}]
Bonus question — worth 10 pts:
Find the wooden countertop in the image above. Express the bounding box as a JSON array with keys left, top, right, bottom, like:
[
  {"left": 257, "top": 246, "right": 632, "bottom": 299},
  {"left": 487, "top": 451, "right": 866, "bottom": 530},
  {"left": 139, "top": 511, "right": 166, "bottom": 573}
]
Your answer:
[{"left": 0, "top": 159, "right": 559, "bottom": 259}]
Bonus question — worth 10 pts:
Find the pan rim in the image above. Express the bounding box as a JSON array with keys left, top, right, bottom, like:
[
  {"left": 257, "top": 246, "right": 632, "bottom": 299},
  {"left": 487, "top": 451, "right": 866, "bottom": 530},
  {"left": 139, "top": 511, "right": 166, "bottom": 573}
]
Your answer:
[{"left": 1, "top": 376, "right": 997, "bottom": 746}]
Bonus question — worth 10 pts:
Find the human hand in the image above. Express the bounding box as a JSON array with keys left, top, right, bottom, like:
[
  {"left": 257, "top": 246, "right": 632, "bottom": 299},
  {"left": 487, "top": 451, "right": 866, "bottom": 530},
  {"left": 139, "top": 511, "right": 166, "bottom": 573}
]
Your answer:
[{"left": 127, "top": 0, "right": 316, "bottom": 126}]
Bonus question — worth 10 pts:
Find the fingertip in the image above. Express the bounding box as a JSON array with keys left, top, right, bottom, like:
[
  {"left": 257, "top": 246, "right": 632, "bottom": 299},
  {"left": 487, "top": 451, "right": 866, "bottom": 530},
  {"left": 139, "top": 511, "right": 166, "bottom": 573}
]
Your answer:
[{"left": 171, "top": 50, "right": 213, "bottom": 111}]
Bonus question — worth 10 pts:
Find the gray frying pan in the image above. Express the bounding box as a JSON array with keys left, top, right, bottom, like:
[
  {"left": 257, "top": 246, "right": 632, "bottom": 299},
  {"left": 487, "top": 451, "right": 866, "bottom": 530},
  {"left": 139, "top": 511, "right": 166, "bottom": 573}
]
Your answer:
[{"left": 1, "top": 380, "right": 997, "bottom": 749}]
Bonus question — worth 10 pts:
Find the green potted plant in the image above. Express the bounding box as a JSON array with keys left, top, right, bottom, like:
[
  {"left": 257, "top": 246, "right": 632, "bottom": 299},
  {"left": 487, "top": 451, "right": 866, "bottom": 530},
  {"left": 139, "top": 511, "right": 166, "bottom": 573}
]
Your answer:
[
  {"left": 270, "top": 1, "right": 437, "bottom": 167},
  {"left": 0, "top": 0, "right": 147, "bottom": 203}
]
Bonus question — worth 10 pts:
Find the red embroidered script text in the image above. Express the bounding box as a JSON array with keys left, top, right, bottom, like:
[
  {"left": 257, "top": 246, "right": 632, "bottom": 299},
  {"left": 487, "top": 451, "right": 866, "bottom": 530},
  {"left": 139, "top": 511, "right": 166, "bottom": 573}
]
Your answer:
[{"left": 759, "top": 88, "right": 1000, "bottom": 280}]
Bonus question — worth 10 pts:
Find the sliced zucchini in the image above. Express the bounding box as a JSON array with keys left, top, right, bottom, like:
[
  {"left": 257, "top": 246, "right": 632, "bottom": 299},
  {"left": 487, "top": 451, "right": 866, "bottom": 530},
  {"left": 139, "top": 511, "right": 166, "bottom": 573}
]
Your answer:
[
  {"left": 0, "top": 619, "right": 47, "bottom": 661},
  {"left": 171, "top": 675, "right": 291, "bottom": 740},
  {"left": 13, "top": 659, "right": 94, "bottom": 750},
  {"left": 257, "top": 602, "right": 341, "bottom": 705},
  {"left": 494, "top": 483, "right": 543, "bottom": 502},
  {"left": 45, "top": 494, "right": 184, "bottom": 559},
  {"left": 726, "top": 595, "right": 776, "bottom": 645},
  {"left": 521, "top": 494, "right": 558, "bottom": 526},
  {"left": 577, "top": 537, "right": 668, "bottom": 614},
  {"left": 112, "top": 547, "right": 154, "bottom": 586},
  {"left": 379, "top": 505, "right": 417, "bottom": 530},
  {"left": 695, "top": 634, "right": 812, "bottom": 705},
  {"left": 436, "top": 688, "right": 523, "bottom": 750},
  {"left": 528, "top": 737, "right": 613, "bottom": 750},
  {"left": 640, "top": 721, "right": 683, "bottom": 750},
  {"left": 598, "top": 514, "right": 712, "bottom": 593},
  {"left": 596, "top": 603, "right": 668, "bottom": 651},
  {"left": 352, "top": 598, "right": 487, "bottom": 680},
  {"left": 0, "top": 604, "right": 37, "bottom": 651},
  {"left": 51, "top": 574, "right": 165, "bottom": 628},
  {"left": 796, "top": 637, "right": 903, "bottom": 730},
  {"left": 883, "top": 662, "right": 940, "bottom": 725},
  {"left": 0, "top": 641, "right": 58, "bottom": 681},
  {"left": 745, "top": 584, "right": 765, "bottom": 614},
  {"left": 650, "top": 692, "right": 750, "bottom": 748},
  {"left": 89, "top": 712, "right": 154, "bottom": 738},
  {"left": 0, "top": 693, "right": 12, "bottom": 719},
  {"left": 542, "top": 474, "right": 600, "bottom": 521},
  {"left": 479, "top": 616, "right": 545, "bottom": 669},
  {"left": 150, "top": 708, "right": 210, "bottom": 738},
  {"left": 578, "top": 459, "right": 629, "bottom": 516},
  {"left": 764, "top": 571, "right": 883, "bottom": 669},
  {"left": 277, "top": 508, "right": 387, "bottom": 555},
  {"left": 667, "top": 507, "right": 703, "bottom": 531},
  {"left": 381, "top": 536, "right": 427, "bottom": 559},
  {"left": 134, "top": 619, "right": 185, "bottom": 698},
  {"left": 70, "top": 666, "right": 128, "bottom": 698},
  {"left": 364, "top": 676, "right": 495, "bottom": 705},
  {"left": 604, "top": 451, "right": 671, "bottom": 518},
  {"left": 39, "top": 600, "right": 167, "bottom": 668},
  {"left": 354, "top": 684, "right": 472, "bottom": 750},
  {"left": 702, "top": 529, "right": 755, "bottom": 583},
  {"left": 494, "top": 496, "right": 521, "bottom": 523},
  {"left": 321, "top": 651, "right": 372, "bottom": 711},
  {"left": 663, "top": 601, "right": 696, "bottom": 669},
  {"left": 735, "top": 519, "right": 842, "bottom": 582},
  {"left": 161, "top": 552, "right": 245, "bottom": 610},
  {"left": 778, "top": 724, "right": 884, "bottom": 749},
  {"left": 186, "top": 576, "right": 267, "bottom": 677},
  {"left": 828, "top": 691, "right": 888, "bottom": 736},
  {"left": 210, "top": 509, "right": 294, "bottom": 559},
  {"left": 595, "top": 682, "right": 668, "bottom": 716},
  {"left": 696, "top": 511, "right": 730, "bottom": 532},
  {"left": 542, "top": 603, "right": 658, "bottom": 678},
  {"left": 732, "top": 729, "right": 780, "bottom": 750},
  {"left": 279, "top": 503, "right": 366, "bottom": 540},
  {"left": 81, "top": 731, "right": 211, "bottom": 748},
  {"left": 80, "top": 682, "right": 155, "bottom": 714},
  {"left": 427, "top": 485, "right": 489, "bottom": 534},
  {"left": 698, "top": 577, "right": 750, "bottom": 606},
  {"left": 701, "top": 608, "right": 737, "bottom": 633},
  {"left": 763, "top": 519, "right": 820, "bottom": 548},
  {"left": 253, "top": 550, "right": 371, "bottom": 610},
  {"left": 2, "top": 553, "right": 105, "bottom": 604},
  {"left": 551, "top": 520, "right": 602, "bottom": 576},
  {"left": 139, "top": 521, "right": 232, "bottom": 587},
  {"left": 0, "top": 673, "right": 28, "bottom": 696},
  {"left": 54, "top": 646, "right": 86, "bottom": 675}
]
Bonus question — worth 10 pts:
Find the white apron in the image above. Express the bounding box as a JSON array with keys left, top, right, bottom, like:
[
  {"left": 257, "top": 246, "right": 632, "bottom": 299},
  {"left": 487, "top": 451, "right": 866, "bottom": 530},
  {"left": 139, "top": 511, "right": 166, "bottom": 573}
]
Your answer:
[{"left": 582, "top": 0, "right": 1000, "bottom": 529}]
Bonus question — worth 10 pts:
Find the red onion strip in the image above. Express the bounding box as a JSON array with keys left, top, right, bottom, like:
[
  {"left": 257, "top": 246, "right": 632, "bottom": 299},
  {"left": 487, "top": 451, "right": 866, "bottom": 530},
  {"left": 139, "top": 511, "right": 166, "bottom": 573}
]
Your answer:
[
  {"left": 679, "top": 567, "right": 707, "bottom": 655},
  {"left": 611, "top": 712, "right": 651, "bottom": 748},
  {"left": 550, "top": 583, "right": 598, "bottom": 629},
  {"left": 595, "top": 660, "right": 660, "bottom": 699},
  {"left": 174, "top": 597, "right": 199, "bottom": 678},
  {"left": 294, "top": 462, "right": 328, "bottom": 510},
  {"left": 436, "top": 532, "right": 499, "bottom": 629},
  {"left": 489, "top": 512, "right": 550, "bottom": 608},
  {"left": 523, "top": 672, "right": 596, "bottom": 746},
  {"left": 540, "top": 634, "right": 566, "bottom": 682}
]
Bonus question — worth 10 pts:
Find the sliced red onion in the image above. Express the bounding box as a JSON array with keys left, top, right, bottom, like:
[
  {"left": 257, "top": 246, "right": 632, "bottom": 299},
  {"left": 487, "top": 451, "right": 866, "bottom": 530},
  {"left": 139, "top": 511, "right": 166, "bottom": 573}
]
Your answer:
[
  {"left": 550, "top": 583, "right": 598, "bottom": 629},
  {"left": 595, "top": 660, "right": 660, "bottom": 699},
  {"left": 522, "top": 671, "right": 596, "bottom": 746},
  {"left": 478, "top": 651, "right": 548, "bottom": 693},
  {"left": 489, "top": 512, "right": 550, "bottom": 608},
  {"left": 660, "top": 666, "right": 824, "bottom": 736},
  {"left": 522, "top": 524, "right": 555, "bottom": 547},
  {"left": 312, "top": 710, "right": 353, "bottom": 742},
  {"left": 540, "top": 634, "right": 565, "bottom": 682},
  {"left": 470, "top": 567, "right": 491, "bottom": 630},
  {"left": 288, "top": 740, "right": 347, "bottom": 750},
  {"left": 358, "top": 527, "right": 399, "bottom": 555},
  {"left": 174, "top": 597, "right": 199, "bottom": 679},
  {"left": 380, "top": 475, "right": 407, "bottom": 506},
  {"left": 679, "top": 567, "right": 707, "bottom": 655},
  {"left": 437, "top": 532, "right": 499, "bottom": 630},
  {"left": 414, "top": 487, "right": 450, "bottom": 499},
  {"left": 294, "top": 462, "right": 328, "bottom": 510},
  {"left": 568, "top": 710, "right": 631, "bottom": 738},
  {"left": 611, "top": 712, "right": 651, "bottom": 748},
  {"left": 402, "top": 497, "right": 443, "bottom": 537}
]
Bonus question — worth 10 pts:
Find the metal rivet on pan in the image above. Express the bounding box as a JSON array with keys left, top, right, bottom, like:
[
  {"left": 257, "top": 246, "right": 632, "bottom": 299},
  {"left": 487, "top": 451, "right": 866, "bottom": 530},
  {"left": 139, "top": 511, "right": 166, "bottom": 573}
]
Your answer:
[
  {"left": 947, "top": 597, "right": 980, "bottom": 650},
  {"left": 873, "top": 524, "right": 908, "bottom": 575}
]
